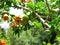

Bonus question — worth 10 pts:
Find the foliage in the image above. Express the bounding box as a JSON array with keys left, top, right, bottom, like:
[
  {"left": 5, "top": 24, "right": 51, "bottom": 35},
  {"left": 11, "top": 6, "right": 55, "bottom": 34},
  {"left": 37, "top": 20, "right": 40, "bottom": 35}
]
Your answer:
[{"left": 0, "top": 0, "right": 60, "bottom": 45}]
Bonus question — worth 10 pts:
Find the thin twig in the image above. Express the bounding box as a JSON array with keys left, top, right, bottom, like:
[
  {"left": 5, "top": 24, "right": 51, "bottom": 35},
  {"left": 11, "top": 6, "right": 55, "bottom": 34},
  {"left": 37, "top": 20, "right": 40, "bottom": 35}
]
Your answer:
[
  {"left": 11, "top": 5, "right": 31, "bottom": 11},
  {"left": 45, "top": 0, "right": 51, "bottom": 11},
  {"left": 34, "top": 12, "right": 51, "bottom": 28}
]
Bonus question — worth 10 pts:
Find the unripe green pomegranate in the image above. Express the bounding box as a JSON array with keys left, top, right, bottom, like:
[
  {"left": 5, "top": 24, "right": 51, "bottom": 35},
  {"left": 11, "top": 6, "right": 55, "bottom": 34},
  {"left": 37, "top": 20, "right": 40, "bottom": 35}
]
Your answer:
[{"left": 21, "top": 15, "right": 29, "bottom": 25}]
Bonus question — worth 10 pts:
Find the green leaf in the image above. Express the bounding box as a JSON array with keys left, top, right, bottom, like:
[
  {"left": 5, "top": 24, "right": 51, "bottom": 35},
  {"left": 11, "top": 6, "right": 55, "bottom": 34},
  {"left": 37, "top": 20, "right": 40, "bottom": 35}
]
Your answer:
[
  {"left": 50, "top": 16, "right": 60, "bottom": 26},
  {"left": 42, "top": 41, "right": 46, "bottom": 45},
  {"left": 45, "top": 9, "right": 50, "bottom": 14},
  {"left": 57, "top": 25, "right": 60, "bottom": 31},
  {"left": 36, "top": 1, "right": 46, "bottom": 9},
  {"left": 27, "top": 2, "right": 35, "bottom": 10},
  {"left": 33, "top": 21, "right": 43, "bottom": 29},
  {"left": 56, "top": 0, "right": 60, "bottom": 7},
  {"left": 6, "top": 1, "right": 11, "bottom": 6},
  {"left": 47, "top": 43, "right": 51, "bottom": 45},
  {"left": 50, "top": 0, "right": 55, "bottom": 3},
  {"left": 29, "top": 13, "right": 34, "bottom": 20},
  {"left": 4, "top": 5, "right": 9, "bottom": 11},
  {"left": 56, "top": 36, "right": 60, "bottom": 41}
]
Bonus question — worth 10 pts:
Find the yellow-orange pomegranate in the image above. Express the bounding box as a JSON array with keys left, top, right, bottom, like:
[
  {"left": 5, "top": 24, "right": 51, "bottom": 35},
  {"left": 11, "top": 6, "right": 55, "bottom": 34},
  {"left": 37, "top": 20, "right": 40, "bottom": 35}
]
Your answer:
[
  {"left": 0, "top": 40, "right": 6, "bottom": 45},
  {"left": 11, "top": 23, "right": 16, "bottom": 28}
]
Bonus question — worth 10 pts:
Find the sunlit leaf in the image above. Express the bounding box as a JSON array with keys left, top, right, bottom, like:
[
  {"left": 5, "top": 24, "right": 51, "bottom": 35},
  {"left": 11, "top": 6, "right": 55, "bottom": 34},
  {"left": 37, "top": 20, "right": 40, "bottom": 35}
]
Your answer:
[
  {"left": 36, "top": 1, "right": 46, "bottom": 9},
  {"left": 27, "top": 2, "right": 35, "bottom": 10},
  {"left": 45, "top": 9, "right": 50, "bottom": 14}
]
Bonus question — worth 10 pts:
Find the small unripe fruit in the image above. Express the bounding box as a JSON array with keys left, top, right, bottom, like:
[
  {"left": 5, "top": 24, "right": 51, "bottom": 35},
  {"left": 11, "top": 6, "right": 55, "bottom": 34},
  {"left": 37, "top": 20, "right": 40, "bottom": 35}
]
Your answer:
[{"left": 21, "top": 15, "right": 29, "bottom": 25}]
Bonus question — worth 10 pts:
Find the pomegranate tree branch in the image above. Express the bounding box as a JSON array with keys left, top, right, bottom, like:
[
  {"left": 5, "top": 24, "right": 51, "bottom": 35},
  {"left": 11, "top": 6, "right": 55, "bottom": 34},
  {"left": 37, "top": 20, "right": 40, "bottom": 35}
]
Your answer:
[{"left": 11, "top": 5, "right": 51, "bottom": 28}]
